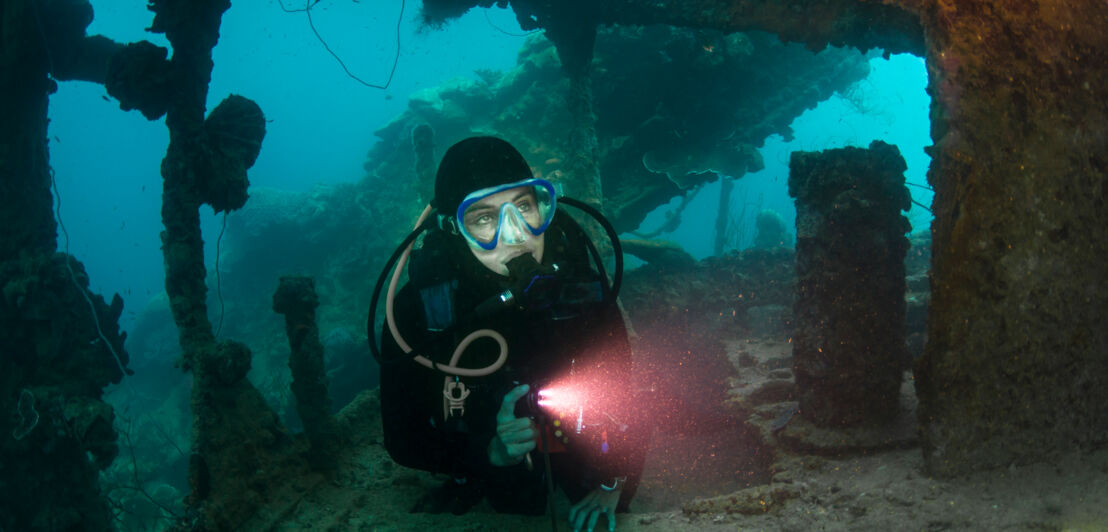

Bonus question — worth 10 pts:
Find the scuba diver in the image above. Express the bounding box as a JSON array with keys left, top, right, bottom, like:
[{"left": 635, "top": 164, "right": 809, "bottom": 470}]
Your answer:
[{"left": 370, "top": 136, "right": 646, "bottom": 531}]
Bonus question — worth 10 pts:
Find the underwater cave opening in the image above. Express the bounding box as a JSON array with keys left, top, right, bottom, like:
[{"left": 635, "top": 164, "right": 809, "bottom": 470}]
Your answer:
[
  {"left": 625, "top": 51, "right": 932, "bottom": 265},
  {"left": 619, "top": 48, "right": 934, "bottom": 513}
]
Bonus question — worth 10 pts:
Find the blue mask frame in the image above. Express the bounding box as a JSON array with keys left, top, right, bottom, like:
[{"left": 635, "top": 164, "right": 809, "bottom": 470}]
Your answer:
[{"left": 454, "top": 178, "right": 557, "bottom": 251}]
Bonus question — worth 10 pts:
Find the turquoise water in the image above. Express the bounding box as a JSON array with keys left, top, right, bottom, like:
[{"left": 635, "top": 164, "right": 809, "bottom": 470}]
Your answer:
[
  {"left": 34, "top": 3, "right": 938, "bottom": 530},
  {"left": 49, "top": 5, "right": 929, "bottom": 328},
  {"left": 49, "top": 2, "right": 529, "bottom": 328},
  {"left": 20, "top": 4, "right": 1108, "bottom": 531},
  {"left": 633, "top": 53, "right": 930, "bottom": 260},
  {"left": 50, "top": 8, "right": 929, "bottom": 328}
]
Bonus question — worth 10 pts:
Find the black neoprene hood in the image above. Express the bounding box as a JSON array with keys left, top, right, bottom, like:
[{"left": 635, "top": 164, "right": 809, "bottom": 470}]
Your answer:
[{"left": 434, "top": 136, "right": 534, "bottom": 217}]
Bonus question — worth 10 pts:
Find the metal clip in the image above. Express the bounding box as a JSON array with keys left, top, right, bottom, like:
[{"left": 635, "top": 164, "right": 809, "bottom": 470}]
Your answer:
[{"left": 443, "top": 377, "right": 470, "bottom": 419}]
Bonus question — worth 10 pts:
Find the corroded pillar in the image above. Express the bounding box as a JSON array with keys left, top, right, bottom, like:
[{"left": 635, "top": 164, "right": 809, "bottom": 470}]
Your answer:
[
  {"left": 545, "top": 10, "right": 616, "bottom": 262},
  {"left": 714, "top": 176, "right": 734, "bottom": 255},
  {"left": 0, "top": 0, "right": 56, "bottom": 261},
  {"left": 145, "top": 1, "right": 307, "bottom": 528},
  {"left": 547, "top": 12, "right": 601, "bottom": 208},
  {"left": 1, "top": 2, "right": 130, "bottom": 529},
  {"left": 788, "top": 141, "right": 911, "bottom": 427},
  {"left": 916, "top": 0, "right": 1108, "bottom": 476},
  {"left": 274, "top": 276, "right": 339, "bottom": 470}
]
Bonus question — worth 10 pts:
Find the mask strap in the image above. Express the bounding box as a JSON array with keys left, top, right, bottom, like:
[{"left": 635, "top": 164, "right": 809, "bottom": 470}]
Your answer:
[{"left": 438, "top": 214, "right": 459, "bottom": 235}]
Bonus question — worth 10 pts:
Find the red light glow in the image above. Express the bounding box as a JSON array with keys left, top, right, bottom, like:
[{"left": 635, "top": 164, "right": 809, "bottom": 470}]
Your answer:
[
  {"left": 536, "top": 384, "right": 585, "bottom": 416},
  {"left": 526, "top": 357, "right": 642, "bottom": 458},
  {"left": 534, "top": 370, "right": 634, "bottom": 429}
]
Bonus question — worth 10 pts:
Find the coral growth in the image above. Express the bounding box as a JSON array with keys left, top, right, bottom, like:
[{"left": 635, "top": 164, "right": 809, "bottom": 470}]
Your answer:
[
  {"left": 0, "top": 254, "right": 128, "bottom": 530},
  {"left": 11, "top": 388, "right": 39, "bottom": 440},
  {"left": 365, "top": 26, "right": 869, "bottom": 232},
  {"left": 198, "top": 95, "right": 266, "bottom": 213},
  {"left": 752, "top": 209, "right": 791, "bottom": 250}
]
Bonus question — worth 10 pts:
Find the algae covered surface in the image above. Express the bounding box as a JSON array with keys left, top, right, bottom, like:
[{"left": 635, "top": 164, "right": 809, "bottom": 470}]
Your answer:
[
  {"left": 5, "top": 0, "right": 1108, "bottom": 529},
  {"left": 260, "top": 344, "right": 1108, "bottom": 532}
]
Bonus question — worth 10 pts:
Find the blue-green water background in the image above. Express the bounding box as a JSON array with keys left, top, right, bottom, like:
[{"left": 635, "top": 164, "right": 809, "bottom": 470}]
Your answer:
[{"left": 47, "top": 1, "right": 931, "bottom": 331}]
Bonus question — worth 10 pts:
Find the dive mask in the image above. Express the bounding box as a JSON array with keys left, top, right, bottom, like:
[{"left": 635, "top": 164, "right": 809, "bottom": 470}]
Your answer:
[{"left": 452, "top": 178, "right": 557, "bottom": 251}]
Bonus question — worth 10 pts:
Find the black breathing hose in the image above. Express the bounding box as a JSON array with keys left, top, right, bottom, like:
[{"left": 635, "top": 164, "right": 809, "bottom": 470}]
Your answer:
[
  {"left": 367, "top": 199, "right": 621, "bottom": 530},
  {"left": 368, "top": 197, "right": 624, "bottom": 367},
  {"left": 558, "top": 197, "right": 623, "bottom": 302}
]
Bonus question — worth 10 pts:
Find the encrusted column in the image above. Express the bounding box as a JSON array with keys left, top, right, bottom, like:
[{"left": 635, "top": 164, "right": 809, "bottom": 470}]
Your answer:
[
  {"left": 0, "top": 0, "right": 56, "bottom": 261},
  {"left": 916, "top": 0, "right": 1108, "bottom": 476},
  {"left": 543, "top": 7, "right": 617, "bottom": 268},
  {"left": 788, "top": 141, "right": 911, "bottom": 427},
  {"left": 714, "top": 175, "right": 734, "bottom": 255},
  {"left": 145, "top": 1, "right": 304, "bottom": 528},
  {"left": 1, "top": 2, "right": 129, "bottom": 529},
  {"left": 547, "top": 11, "right": 601, "bottom": 209},
  {"left": 273, "top": 276, "right": 340, "bottom": 471}
]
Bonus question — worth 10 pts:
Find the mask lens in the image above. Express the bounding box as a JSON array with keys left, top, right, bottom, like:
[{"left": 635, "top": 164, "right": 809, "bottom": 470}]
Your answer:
[{"left": 457, "top": 179, "right": 556, "bottom": 250}]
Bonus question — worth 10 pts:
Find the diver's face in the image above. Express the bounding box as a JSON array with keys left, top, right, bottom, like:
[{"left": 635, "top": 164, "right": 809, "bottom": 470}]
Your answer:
[{"left": 462, "top": 188, "right": 545, "bottom": 276}]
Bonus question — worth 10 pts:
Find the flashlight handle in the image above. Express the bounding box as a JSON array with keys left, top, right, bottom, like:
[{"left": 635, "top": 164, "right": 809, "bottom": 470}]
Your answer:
[{"left": 475, "top": 290, "right": 514, "bottom": 318}]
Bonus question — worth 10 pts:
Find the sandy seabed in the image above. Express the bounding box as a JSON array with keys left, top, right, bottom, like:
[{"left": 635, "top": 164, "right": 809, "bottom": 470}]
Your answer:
[{"left": 269, "top": 338, "right": 1108, "bottom": 532}]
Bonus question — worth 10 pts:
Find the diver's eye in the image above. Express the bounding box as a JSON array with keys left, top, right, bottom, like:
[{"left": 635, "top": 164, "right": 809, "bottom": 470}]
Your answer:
[
  {"left": 465, "top": 210, "right": 495, "bottom": 228},
  {"left": 517, "top": 199, "right": 534, "bottom": 212}
]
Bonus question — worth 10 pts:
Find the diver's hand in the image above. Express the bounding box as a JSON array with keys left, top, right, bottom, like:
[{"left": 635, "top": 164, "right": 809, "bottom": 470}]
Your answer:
[
  {"left": 569, "top": 487, "right": 620, "bottom": 532},
  {"left": 488, "top": 384, "right": 537, "bottom": 467}
]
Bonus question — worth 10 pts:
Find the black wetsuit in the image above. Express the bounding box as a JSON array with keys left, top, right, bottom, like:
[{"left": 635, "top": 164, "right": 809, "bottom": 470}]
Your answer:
[{"left": 379, "top": 216, "right": 645, "bottom": 514}]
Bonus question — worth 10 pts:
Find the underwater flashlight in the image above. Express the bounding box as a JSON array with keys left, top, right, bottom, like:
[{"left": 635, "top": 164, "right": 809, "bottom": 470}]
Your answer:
[{"left": 513, "top": 377, "right": 628, "bottom": 458}]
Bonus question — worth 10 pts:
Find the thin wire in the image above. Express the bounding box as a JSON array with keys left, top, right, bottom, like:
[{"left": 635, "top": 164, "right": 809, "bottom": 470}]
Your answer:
[
  {"left": 911, "top": 198, "right": 932, "bottom": 213},
  {"left": 51, "top": 168, "right": 130, "bottom": 381},
  {"left": 214, "top": 212, "right": 228, "bottom": 338},
  {"left": 483, "top": 8, "right": 541, "bottom": 37},
  {"left": 279, "top": 0, "right": 405, "bottom": 89},
  {"left": 276, "top": 0, "right": 312, "bottom": 13},
  {"left": 906, "top": 181, "right": 934, "bottom": 191}
]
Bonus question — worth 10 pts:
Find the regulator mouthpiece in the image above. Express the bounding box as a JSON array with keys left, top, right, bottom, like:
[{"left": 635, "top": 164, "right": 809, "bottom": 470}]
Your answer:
[{"left": 505, "top": 254, "right": 561, "bottom": 311}]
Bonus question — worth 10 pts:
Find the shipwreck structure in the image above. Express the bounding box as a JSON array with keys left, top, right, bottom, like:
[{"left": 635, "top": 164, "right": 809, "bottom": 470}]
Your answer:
[
  {"left": 1, "top": 0, "right": 1105, "bottom": 528},
  {"left": 789, "top": 141, "right": 912, "bottom": 428},
  {"left": 422, "top": 0, "right": 1108, "bottom": 478}
]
